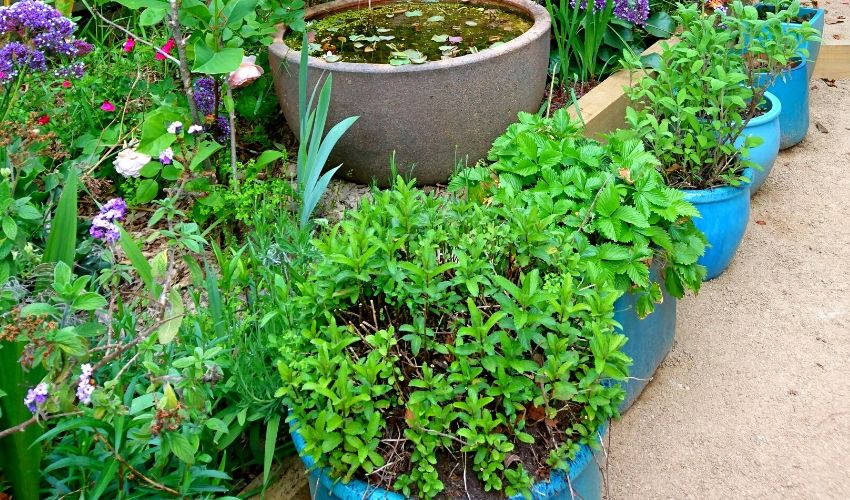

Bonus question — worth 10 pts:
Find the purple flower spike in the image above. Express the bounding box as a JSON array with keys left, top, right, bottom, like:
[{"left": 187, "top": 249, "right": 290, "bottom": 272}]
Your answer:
[{"left": 90, "top": 197, "right": 127, "bottom": 243}]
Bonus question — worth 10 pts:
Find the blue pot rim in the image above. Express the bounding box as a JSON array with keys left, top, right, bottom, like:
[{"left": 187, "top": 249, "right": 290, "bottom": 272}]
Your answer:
[
  {"left": 289, "top": 415, "right": 606, "bottom": 499},
  {"left": 744, "top": 91, "right": 781, "bottom": 128},
  {"left": 682, "top": 168, "right": 753, "bottom": 205}
]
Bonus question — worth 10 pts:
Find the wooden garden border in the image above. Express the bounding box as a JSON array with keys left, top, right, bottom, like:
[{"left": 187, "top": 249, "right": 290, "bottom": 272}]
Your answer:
[{"left": 570, "top": 38, "right": 850, "bottom": 139}]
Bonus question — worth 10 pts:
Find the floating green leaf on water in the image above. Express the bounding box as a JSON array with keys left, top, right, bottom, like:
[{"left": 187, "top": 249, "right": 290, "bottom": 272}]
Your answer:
[{"left": 431, "top": 34, "right": 448, "bottom": 42}]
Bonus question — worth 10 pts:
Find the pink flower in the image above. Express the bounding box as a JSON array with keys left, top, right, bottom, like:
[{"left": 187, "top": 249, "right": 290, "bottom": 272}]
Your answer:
[
  {"left": 227, "top": 55, "right": 264, "bottom": 89},
  {"left": 155, "top": 38, "right": 175, "bottom": 61},
  {"left": 122, "top": 37, "right": 135, "bottom": 53},
  {"left": 36, "top": 114, "right": 49, "bottom": 125},
  {"left": 62, "top": 80, "right": 71, "bottom": 88},
  {"left": 100, "top": 100, "right": 116, "bottom": 112}
]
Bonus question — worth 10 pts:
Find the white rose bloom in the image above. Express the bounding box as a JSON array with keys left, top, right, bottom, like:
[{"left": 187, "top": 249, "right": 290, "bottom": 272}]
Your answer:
[{"left": 113, "top": 148, "right": 151, "bottom": 178}]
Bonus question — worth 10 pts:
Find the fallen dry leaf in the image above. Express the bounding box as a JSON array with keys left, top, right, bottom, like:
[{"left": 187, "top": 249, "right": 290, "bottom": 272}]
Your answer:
[
  {"left": 833, "top": 34, "right": 841, "bottom": 40},
  {"left": 525, "top": 405, "right": 546, "bottom": 422},
  {"left": 756, "top": 220, "right": 767, "bottom": 225},
  {"left": 821, "top": 78, "right": 837, "bottom": 87},
  {"left": 815, "top": 122, "right": 829, "bottom": 134}
]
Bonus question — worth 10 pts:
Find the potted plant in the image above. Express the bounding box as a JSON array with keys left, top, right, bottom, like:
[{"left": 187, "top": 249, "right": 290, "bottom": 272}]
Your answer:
[
  {"left": 736, "top": 1, "right": 820, "bottom": 150},
  {"left": 755, "top": 0, "right": 825, "bottom": 79},
  {"left": 449, "top": 109, "right": 707, "bottom": 411},
  {"left": 274, "top": 177, "right": 631, "bottom": 499},
  {"left": 268, "top": 0, "right": 551, "bottom": 186},
  {"left": 622, "top": 4, "right": 758, "bottom": 280}
]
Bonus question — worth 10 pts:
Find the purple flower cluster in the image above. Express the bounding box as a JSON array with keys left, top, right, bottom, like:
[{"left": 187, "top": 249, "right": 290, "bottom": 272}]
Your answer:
[
  {"left": 24, "top": 382, "right": 48, "bottom": 413},
  {"left": 211, "top": 116, "right": 230, "bottom": 143},
  {"left": 193, "top": 77, "right": 231, "bottom": 142},
  {"left": 193, "top": 76, "right": 216, "bottom": 115},
  {"left": 90, "top": 197, "right": 127, "bottom": 243},
  {"left": 613, "top": 0, "right": 649, "bottom": 25},
  {"left": 0, "top": 1, "right": 89, "bottom": 84},
  {"left": 76, "top": 363, "right": 95, "bottom": 405}
]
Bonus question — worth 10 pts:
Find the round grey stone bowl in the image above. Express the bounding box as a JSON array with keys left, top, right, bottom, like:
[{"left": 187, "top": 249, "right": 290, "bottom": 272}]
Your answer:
[{"left": 269, "top": 0, "right": 551, "bottom": 186}]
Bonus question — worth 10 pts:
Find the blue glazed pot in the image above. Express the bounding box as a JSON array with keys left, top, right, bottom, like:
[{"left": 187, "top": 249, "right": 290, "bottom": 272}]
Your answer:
[
  {"left": 291, "top": 421, "right": 606, "bottom": 499},
  {"left": 683, "top": 169, "right": 752, "bottom": 280},
  {"left": 735, "top": 91, "right": 781, "bottom": 194},
  {"left": 757, "top": 58, "right": 809, "bottom": 149},
  {"left": 794, "top": 7, "right": 825, "bottom": 79},
  {"left": 613, "top": 269, "right": 676, "bottom": 412}
]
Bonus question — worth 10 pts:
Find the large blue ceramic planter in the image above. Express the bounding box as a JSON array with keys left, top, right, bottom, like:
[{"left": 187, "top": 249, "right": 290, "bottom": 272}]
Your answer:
[
  {"left": 613, "top": 274, "right": 676, "bottom": 412},
  {"left": 758, "top": 58, "right": 809, "bottom": 149},
  {"left": 291, "top": 422, "right": 606, "bottom": 499},
  {"left": 735, "top": 91, "right": 781, "bottom": 194},
  {"left": 684, "top": 169, "right": 752, "bottom": 280}
]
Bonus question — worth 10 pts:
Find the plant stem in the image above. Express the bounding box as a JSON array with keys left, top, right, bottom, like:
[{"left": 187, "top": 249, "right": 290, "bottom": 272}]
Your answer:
[{"left": 168, "top": 0, "right": 200, "bottom": 123}]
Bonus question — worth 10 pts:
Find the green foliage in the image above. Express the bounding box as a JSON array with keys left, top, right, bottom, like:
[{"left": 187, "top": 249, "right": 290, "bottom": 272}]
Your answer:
[
  {"left": 731, "top": 0, "right": 821, "bottom": 89},
  {"left": 43, "top": 169, "right": 78, "bottom": 268},
  {"left": 451, "top": 109, "right": 706, "bottom": 316},
  {"left": 295, "top": 31, "right": 358, "bottom": 228},
  {"left": 545, "top": 0, "right": 616, "bottom": 85},
  {"left": 275, "top": 177, "right": 629, "bottom": 498},
  {"left": 621, "top": 5, "right": 757, "bottom": 189},
  {"left": 192, "top": 154, "right": 292, "bottom": 227}
]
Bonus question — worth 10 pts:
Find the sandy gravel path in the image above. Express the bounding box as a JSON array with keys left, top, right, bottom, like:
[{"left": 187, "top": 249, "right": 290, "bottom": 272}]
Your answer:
[{"left": 608, "top": 77, "right": 850, "bottom": 498}]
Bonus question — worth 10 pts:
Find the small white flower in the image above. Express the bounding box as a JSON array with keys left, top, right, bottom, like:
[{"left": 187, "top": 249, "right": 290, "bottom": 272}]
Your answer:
[
  {"left": 227, "top": 55, "right": 264, "bottom": 89},
  {"left": 113, "top": 148, "right": 151, "bottom": 178},
  {"left": 187, "top": 124, "right": 203, "bottom": 135},
  {"left": 166, "top": 121, "right": 183, "bottom": 134}
]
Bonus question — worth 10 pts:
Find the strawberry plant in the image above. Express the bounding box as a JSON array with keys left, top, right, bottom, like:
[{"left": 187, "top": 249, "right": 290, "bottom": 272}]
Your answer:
[{"left": 450, "top": 108, "right": 707, "bottom": 317}]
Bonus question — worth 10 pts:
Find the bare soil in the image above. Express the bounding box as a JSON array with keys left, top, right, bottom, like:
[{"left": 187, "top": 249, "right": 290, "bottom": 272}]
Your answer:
[{"left": 607, "top": 78, "right": 850, "bottom": 498}]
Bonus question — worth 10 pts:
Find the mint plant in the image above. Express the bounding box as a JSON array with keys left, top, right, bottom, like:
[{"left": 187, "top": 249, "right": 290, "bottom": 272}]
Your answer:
[
  {"left": 621, "top": 4, "right": 758, "bottom": 189},
  {"left": 451, "top": 108, "right": 707, "bottom": 317},
  {"left": 275, "top": 177, "right": 630, "bottom": 498}
]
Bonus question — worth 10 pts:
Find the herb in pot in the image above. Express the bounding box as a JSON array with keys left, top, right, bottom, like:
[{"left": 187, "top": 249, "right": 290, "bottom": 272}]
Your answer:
[{"left": 275, "top": 177, "right": 630, "bottom": 498}]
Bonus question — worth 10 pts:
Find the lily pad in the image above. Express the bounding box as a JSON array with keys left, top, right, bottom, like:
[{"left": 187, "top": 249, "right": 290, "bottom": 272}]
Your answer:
[{"left": 404, "top": 49, "right": 427, "bottom": 63}]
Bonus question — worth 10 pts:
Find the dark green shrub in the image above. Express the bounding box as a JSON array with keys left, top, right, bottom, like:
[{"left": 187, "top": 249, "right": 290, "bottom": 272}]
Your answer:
[
  {"left": 275, "top": 178, "right": 630, "bottom": 498},
  {"left": 451, "top": 108, "right": 707, "bottom": 317}
]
